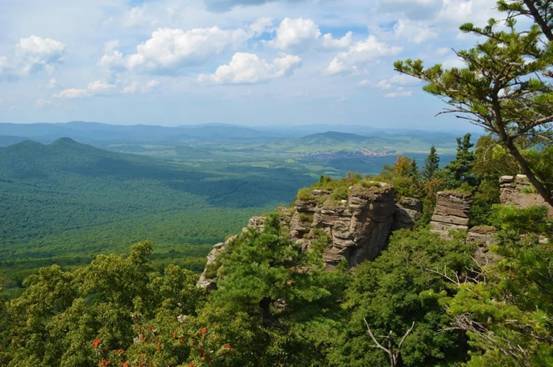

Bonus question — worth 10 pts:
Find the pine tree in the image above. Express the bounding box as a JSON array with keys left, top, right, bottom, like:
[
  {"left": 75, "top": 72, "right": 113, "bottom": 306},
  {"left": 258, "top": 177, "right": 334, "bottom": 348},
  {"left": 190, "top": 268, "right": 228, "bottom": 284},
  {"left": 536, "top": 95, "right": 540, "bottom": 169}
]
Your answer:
[
  {"left": 444, "top": 133, "right": 477, "bottom": 188},
  {"left": 423, "top": 146, "right": 440, "bottom": 180},
  {"left": 395, "top": 0, "right": 553, "bottom": 205}
]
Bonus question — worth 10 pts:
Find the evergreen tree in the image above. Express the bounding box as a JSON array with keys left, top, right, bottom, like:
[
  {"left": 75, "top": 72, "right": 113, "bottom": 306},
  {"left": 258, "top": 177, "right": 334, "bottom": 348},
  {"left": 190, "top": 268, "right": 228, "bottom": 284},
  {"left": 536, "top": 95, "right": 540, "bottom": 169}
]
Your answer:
[
  {"left": 446, "top": 206, "right": 553, "bottom": 367},
  {"left": 395, "top": 0, "right": 553, "bottom": 205},
  {"left": 444, "top": 133, "right": 477, "bottom": 188},
  {"left": 423, "top": 146, "right": 440, "bottom": 180}
]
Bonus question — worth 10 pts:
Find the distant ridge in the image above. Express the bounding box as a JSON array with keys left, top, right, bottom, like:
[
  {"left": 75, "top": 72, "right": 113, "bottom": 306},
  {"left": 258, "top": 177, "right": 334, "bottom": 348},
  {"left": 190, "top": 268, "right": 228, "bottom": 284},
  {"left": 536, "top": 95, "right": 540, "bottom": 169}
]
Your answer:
[
  {"left": 0, "top": 121, "right": 276, "bottom": 145},
  {"left": 300, "top": 131, "right": 369, "bottom": 144},
  {"left": 0, "top": 135, "right": 27, "bottom": 147}
]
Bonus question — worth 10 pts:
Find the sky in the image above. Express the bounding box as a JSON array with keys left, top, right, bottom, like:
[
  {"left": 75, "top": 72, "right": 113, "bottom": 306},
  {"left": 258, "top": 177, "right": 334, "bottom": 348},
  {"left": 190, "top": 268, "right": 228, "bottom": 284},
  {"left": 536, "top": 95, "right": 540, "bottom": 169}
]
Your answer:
[{"left": 0, "top": 0, "right": 500, "bottom": 130}]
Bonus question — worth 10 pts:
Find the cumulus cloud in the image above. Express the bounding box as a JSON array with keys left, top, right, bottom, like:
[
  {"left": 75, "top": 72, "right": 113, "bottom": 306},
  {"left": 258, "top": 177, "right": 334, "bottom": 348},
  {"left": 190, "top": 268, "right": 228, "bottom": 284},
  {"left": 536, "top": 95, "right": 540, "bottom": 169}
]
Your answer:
[
  {"left": 56, "top": 77, "right": 160, "bottom": 98},
  {"left": 322, "top": 32, "right": 353, "bottom": 49},
  {"left": 437, "top": 0, "right": 497, "bottom": 24},
  {"left": 393, "top": 19, "right": 437, "bottom": 44},
  {"left": 0, "top": 35, "right": 65, "bottom": 79},
  {"left": 101, "top": 26, "right": 252, "bottom": 74},
  {"left": 376, "top": 74, "right": 420, "bottom": 97},
  {"left": 199, "top": 52, "right": 301, "bottom": 84},
  {"left": 270, "top": 17, "right": 353, "bottom": 50},
  {"left": 250, "top": 17, "right": 274, "bottom": 36},
  {"left": 326, "top": 36, "right": 401, "bottom": 75},
  {"left": 270, "top": 18, "right": 321, "bottom": 49}
]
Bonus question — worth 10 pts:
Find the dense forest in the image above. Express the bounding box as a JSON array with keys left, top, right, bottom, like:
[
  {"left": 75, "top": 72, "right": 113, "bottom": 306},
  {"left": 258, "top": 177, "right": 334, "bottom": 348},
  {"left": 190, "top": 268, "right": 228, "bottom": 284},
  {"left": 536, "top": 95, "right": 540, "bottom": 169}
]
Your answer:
[
  {"left": 1, "top": 128, "right": 551, "bottom": 366},
  {"left": 0, "top": 0, "right": 552, "bottom": 366}
]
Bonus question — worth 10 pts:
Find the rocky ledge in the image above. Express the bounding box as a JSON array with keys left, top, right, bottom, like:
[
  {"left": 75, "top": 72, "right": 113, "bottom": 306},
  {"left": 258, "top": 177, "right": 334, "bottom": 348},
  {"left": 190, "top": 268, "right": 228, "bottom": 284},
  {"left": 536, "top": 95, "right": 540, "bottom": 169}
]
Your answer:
[
  {"left": 430, "top": 191, "right": 472, "bottom": 239},
  {"left": 198, "top": 181, "right": 422, "bottom": 288},
  {"left": 285, "top": 183, "right": 420, "bottom": 268},
  {"left": 500, "top": 175, "right": 553, "bottom": 217}
]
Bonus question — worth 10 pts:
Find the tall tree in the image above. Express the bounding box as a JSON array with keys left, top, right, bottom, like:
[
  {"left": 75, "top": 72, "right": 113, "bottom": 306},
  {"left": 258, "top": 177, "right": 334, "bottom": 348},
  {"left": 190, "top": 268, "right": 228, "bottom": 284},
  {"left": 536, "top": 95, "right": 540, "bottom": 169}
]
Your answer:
[
  {"left": 423, "top": 146, "right": 440, "bottom": 180},
  {"left": 445, "top": 134, "right": 477, "bottom": 188},
  {"left": 395, "top": 2, "right": 553, "bottom": 206}
]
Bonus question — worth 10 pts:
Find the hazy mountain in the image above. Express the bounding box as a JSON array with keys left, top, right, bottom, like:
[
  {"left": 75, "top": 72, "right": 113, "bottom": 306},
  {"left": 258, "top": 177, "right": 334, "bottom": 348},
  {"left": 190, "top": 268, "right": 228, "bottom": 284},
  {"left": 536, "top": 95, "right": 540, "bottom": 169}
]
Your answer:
[
  {"left": 0, "top": 135, "right": 27, "bottom": 147},
  {"left": 0, "top": 122, "right": 277, "bottom": 145},
  {"left": 0, "top": 122, "right": 478, "bottom": 149},
  {"left": 300, "top": 131, "right": 371, "bottom": 144}
]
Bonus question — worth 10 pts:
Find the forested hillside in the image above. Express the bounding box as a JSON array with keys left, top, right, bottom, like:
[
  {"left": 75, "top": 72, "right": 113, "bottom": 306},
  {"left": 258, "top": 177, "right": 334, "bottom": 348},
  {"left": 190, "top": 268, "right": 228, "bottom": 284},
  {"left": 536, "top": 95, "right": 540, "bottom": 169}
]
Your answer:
[
  {"left": 1, "top": 128, "right": 551, "bottom": 366},
  {"left": 0, "top": 138, "right": 314, "bottom": 291},
  {"left": 0, "top": 0, "right": 551, "bottom": 366}
]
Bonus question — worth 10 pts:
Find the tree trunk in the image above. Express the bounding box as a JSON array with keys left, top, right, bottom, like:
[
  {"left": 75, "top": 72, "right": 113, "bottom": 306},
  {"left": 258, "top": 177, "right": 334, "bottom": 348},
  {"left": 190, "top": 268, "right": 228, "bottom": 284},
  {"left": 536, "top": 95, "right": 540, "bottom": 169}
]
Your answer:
[
  {"left": 503, "top": 138, "right": 553, "bottom": 207},
  {"left": 523, "top": 0, "right": 553, "bottom": 41}
]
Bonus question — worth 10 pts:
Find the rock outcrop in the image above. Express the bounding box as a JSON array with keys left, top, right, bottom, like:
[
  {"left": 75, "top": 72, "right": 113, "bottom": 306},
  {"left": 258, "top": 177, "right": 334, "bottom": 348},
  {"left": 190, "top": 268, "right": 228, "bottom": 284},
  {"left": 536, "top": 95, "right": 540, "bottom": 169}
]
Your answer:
[
  {"left": 197, "top": 241, "right": 227, "bottom": 290},
  {"left": 197, "top": 181, "right": 423, "bottom": 288},
  {"left": 394, "top": 197, "right": 422, "bottom": 229},
  {"left": 287, "top": 183, "right": 400, "bottom": 268},
  {"left": 500, "top": 175, "right": 553, "bottom": 217},
  {"left": 430, "top": 191, "right": 472, "bottom": 238}
]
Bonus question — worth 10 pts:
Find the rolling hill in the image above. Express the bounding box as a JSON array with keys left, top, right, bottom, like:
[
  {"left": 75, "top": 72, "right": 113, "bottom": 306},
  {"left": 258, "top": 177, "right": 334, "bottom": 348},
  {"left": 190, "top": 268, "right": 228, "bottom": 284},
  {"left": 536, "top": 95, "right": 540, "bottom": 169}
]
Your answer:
[{"left": 0, "top": 138, "right": 315, "bottom": 290}]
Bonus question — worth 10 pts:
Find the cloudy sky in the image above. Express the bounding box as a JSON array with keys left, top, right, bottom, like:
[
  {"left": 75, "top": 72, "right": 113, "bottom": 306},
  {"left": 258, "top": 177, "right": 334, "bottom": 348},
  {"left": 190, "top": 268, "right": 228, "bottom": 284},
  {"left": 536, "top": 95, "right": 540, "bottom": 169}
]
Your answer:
[{"left": 0, "top": 0, "right": 499, "bottom": 129}]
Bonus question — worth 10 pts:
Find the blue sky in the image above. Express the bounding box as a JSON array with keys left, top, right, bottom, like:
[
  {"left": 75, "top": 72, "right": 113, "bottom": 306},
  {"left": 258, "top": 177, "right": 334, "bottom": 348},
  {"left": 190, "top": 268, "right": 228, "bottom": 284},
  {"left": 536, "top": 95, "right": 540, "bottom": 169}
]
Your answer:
[{"left": 0, "top": 0, "right": 499, "bottom": 130}]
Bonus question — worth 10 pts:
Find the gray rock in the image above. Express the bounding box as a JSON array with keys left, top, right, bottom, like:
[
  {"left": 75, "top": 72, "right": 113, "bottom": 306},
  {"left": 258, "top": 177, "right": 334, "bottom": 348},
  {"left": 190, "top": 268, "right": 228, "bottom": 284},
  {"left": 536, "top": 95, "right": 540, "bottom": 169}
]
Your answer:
[{"left": 430, "top": 191, "right": 472, "bottom": 239}]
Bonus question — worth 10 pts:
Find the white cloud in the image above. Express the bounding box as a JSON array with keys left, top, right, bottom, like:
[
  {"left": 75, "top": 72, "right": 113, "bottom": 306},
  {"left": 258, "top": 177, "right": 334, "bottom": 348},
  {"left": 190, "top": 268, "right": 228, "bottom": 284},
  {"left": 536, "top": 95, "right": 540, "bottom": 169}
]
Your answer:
[
  {"left": 0, "top": 35, "right": 65, "bottom": 78},
  {"left": 326, "top": 36, "right": 401, "bottom": 75},
  {"left": 269, "top": 17, "right": 353, "bottom": 50},
  {"left": 322, "top": 32, "right": 353, "bottom": 49},
  {"left": 56, "top": 88, "right": 89, "bottom": 99},
  {"left": 250, "top": 17, "right": 274, "bottom": 36},
  {"left": 271, "top": 17, "right": 321, "bottom": 49},
  {"left": 438, "top": 0, "right": 499, "bottom": 25},
  {"left": 199, "top": 52, "right": 301, "bottom": 84},
  {"left": 102, "top": 26, "right": 251, "bottom": 74},
  {"left": 122, "top": 6, "right": 156, "bottom": 28},
  {"left": 56, "top": 80, "right": 115, "bottom": 99},
  {"left": 57, "top": 78, "right": 159, "bottom": 98},
  {"left": 393, "top": 19, "right": 437, "bottom": 44},
  {"left": 99, "top": 41, "right": 126, "bottom": 70},
  {"left": 376, "top": 74, "right": 420, "bottom": 97}
]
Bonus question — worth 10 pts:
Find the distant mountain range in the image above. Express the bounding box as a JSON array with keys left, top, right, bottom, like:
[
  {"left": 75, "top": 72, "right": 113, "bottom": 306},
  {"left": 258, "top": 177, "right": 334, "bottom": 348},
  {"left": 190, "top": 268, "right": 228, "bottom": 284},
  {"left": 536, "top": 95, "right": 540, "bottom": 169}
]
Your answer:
[
  {"left": 0, "top": 121, "right": 477, "bottom": 147},
  {"left": 0, "top": 122, "right": 275, "bottom": 146}
]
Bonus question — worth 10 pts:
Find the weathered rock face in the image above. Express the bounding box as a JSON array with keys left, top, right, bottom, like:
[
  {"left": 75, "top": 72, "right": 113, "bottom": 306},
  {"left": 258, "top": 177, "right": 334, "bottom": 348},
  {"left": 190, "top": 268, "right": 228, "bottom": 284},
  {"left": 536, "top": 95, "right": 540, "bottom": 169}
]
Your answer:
[
  {"left": 197, "top": 242, "right": 227, "bottom": 290},
  {"left": 500, "top": 175, "right": 553, "bottom": 217},
  {"left": 430, "top": 191, "right": 472, "bottom": 238},
  {"left": 287, "top": 183, "right": 400, "bottom": 268},
  {"left": 197, "top": 182, "right": 423, "bottom": 288},
  {"left": 394, "top": 197, "right": 422, "bottom": 230}
]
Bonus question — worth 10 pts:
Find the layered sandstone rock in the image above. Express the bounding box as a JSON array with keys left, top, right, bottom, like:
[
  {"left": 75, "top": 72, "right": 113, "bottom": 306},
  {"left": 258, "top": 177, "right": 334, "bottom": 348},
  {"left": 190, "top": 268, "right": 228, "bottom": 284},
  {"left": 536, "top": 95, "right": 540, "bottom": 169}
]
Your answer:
[
  {"left": 430, "top": 191, "right": 472, "bottom": 238},
  {"left": 500, "top": 175, "right": 553, "bottom": 217},
  {"left": 394, "top": 197, "right": 422, "bottom": 229},
  {"left": 198, "top": 181, "right": 422, "bottom": 288},
  {"left": 287, "top": 183, "right": 399, "bottom": 268}
]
